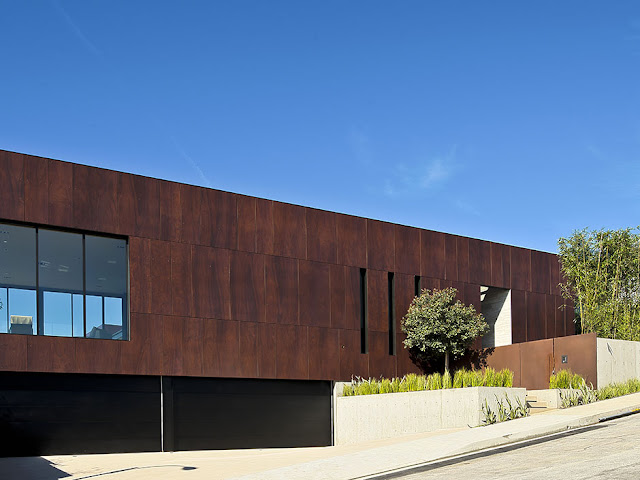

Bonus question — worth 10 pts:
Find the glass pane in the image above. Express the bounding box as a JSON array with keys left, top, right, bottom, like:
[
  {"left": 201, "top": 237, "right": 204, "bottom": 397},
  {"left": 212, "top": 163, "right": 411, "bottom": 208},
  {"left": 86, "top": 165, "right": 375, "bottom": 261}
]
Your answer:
[
  {"left": 73, "top": 294, "right": 84, "bottom": 338},
  {"left": 43, "top": 291, "right": 72, "bottom": 337},
  {"left": 0, "top": 287, "right": 7, "bottom": 334},
  {"left": 105, "top": 297, "right": 124, "bottom": 340},
  {"left": 8, "top": 288, "right": 36, "bottom": 335},
  {"left": 0, "top": 224, "right": 36, "bottom": 290},
  {"left": 85, "top": 295, "right": 103, "bottom": 338},
  {"left": 85, "top": 236, "right": 128, "bottom": 340},
  {"left": 38, "top": 230, "right": 83, "bottom": 292}
]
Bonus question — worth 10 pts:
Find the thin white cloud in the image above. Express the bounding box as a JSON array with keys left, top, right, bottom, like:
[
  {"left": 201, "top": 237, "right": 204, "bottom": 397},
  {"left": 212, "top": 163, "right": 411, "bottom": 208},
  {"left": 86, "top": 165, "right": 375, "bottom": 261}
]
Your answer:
[
  {"left": 51, "top": 0, "right": 101, "bottom": 56},
  {"left": 170, "top": 137, "right": 213, "bottom": 188},
  {"left": 384, "top": 145, "right": 458, "bottom": 197}
]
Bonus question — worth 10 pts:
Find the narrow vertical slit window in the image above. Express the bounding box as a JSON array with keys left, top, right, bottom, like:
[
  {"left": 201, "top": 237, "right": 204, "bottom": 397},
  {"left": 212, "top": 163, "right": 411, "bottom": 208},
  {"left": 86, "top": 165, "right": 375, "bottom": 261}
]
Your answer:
[
  {"left": 359, "top": 268, "right": 368, "bottom": 354},
  {"left": 414, "top": 275, "right": 421, "bottom": 297},
  {"left": 388, "top": 272, "right": 396, "bottom": 355}
]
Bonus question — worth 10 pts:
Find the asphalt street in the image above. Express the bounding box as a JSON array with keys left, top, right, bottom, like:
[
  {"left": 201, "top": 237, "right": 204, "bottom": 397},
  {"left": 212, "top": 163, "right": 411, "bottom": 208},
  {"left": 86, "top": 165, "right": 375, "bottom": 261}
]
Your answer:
[{"left": 391, "top": 413, "right": 640, "bottom": 480}]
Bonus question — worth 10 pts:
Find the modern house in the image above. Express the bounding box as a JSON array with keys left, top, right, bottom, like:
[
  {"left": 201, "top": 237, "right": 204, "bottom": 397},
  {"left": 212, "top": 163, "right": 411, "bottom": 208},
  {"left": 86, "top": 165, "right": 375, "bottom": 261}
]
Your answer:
[{"left": 0, "top": 149, "right": 574, "bottom": 456}]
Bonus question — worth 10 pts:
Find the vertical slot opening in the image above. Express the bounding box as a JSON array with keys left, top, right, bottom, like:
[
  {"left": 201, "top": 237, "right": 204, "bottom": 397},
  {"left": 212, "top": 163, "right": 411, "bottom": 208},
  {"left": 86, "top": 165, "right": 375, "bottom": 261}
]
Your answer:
[
  {"left": 414, "top": 275, "right": 421, "bottom": 297},
  {"left": 388, "top": 272, "right": 396, "bottom": 355},
  {"left": 360, "top": 268, "right": 368, "bottom": 354}
]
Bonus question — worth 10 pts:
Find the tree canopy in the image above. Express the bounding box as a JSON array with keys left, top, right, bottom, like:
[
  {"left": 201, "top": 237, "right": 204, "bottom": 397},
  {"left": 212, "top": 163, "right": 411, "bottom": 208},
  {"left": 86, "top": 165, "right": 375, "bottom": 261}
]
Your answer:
[
  {"left": 558, "top": 227, "right": 640, "bottom": 340},
  {"left": 401, "top": 287, "right": 487, "bottom": 373}
]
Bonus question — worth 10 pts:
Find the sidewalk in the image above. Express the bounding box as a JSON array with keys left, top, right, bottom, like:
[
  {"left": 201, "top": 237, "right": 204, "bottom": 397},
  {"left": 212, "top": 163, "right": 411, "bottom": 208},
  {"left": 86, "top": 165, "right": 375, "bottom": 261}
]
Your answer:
[{"left": 3, "top": 392, "right": 640, "bottom": 480}]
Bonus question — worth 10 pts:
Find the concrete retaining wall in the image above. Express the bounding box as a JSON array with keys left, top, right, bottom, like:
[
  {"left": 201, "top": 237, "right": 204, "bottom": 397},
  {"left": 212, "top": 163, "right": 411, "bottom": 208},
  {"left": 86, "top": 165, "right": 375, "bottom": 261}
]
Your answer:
[
  {"left": 597, "top": 338, "right": 640, "bottom": 388},
  {"left": 334, "top": 386, "right": 526, "bottom": 445}
]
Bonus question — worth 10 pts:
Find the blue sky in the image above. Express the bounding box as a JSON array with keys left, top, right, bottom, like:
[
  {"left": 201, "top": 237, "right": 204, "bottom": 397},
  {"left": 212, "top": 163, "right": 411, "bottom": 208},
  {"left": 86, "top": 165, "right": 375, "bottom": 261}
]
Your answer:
[{"left": 1, "top": 1, "right": 639, "bottom": 253}]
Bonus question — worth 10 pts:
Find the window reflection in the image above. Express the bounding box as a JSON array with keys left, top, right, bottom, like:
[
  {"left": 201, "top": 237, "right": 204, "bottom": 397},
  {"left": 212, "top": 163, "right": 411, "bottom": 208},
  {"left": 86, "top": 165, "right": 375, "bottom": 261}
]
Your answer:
[{"left": 0, "top": 222, "right": 128, "bottom": 340}]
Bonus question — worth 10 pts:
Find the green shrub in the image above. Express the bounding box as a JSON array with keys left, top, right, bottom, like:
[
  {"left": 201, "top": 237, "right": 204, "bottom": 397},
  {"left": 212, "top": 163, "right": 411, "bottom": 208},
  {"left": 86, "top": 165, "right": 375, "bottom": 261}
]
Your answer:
[
  {"left": 442, "top": 371, "right": 452, "bottom": 389},
  {"left": 597, "top": 378, "right": 640, "bottom": 400},
  {"left": 497, "top": 368, "right": 514, "bottom": 387},
  {"left": 550, "top": 369, "right": 585, "bottom": 389}
]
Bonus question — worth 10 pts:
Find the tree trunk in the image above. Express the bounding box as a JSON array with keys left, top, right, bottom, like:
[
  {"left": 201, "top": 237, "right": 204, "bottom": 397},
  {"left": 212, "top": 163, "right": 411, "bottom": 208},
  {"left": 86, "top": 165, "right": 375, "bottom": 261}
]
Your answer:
[{"left": 444, "top": 351, "right": 450, "bottom": 374}]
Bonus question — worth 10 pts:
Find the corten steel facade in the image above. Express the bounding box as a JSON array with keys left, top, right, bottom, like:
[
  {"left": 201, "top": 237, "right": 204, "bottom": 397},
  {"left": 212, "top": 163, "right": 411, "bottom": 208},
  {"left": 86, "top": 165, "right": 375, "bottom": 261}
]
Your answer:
[{"left": 0, "top": 149, "right": 574, "bottom": 454}]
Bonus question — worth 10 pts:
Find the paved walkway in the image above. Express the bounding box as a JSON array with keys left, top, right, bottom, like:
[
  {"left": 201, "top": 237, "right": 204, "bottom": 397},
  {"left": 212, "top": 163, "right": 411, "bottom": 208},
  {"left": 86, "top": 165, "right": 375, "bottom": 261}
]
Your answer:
[{"left": 3, "top": 392, "right": 640, "bottom": 480}]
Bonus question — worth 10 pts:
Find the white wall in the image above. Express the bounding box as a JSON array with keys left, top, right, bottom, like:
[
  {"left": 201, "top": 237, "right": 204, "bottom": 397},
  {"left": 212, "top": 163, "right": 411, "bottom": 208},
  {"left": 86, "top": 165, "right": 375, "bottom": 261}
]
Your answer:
[
  {"left": 334, "top": 387, "right": 526, "bottom": 445},
  {"left": 597, "top": 338, "right": 640, "bottom": 388},
  {"left": 482, "top": 288, "right": 512, "bottom": 348}
]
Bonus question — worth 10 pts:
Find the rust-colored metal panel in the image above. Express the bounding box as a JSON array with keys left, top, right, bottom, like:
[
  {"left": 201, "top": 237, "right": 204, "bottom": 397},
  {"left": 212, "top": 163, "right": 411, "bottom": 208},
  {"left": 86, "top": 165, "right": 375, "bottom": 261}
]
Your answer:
[
  {"left": 344, "top": 266, "right": 361, "bottom": 331},
  {"left": 526, "top": 291, "right": 545, "bottom": 341},
  {"left": 0, "top": 150, "right": 25, "bottom": 221},
  {"left": 162, "top": 315, "right": 203, "bottom": 377},
  {"left": 367, "top": 220, "right": 394, "bottom": 271},
  {"left": 299, "top": 260, "right": 330, "bottom": 328},
  {"left": 256, "top": 198, "right": 274, "bottom": 255},
  {"left": 368, "top": 331, "right": 397, "bottom": 379},
  {"left": 230, "top": 250, "right": 265, "bottom": 323},
  {"left": 330, "top": 264, "right": 346, "bottom": 329},
  {"left": 490, "top": 243, "right": 511, "bottom": 289},
  {"left": 276, "top": 325, "right": 309, "bottom": 380},
  {"left": 217, "top": 320, "right": 243, "bottom": 377},
  {"left": 121, "top": 313, "right": 162, "bottom": 376},
  {"left": 24, "top": 155, "right": 48, "bottom": 224},
  {"left": 338, "top": 329, "right": 369, "bottom": 380},
  {"left": 129, "top": 237, "right": 151, "bottom": 314},
  {"left": 308, "top": 327, "right": 340, "bottom": 380},
  {"left": 0, "top": 334, "right": 27, "bottom": 372},
  {"left": 306, "top": 208, "right": 337, "bottom": 264},
  {"left": 200, "top": 189, "right": 237, "bottom": 249},
  {"left": 273, "top": 202, "right": 306, "bottom": 258},
  {"left": 511, "top": 289, "right": 527, "bottom": 343},
  {"left": 192, "top": 245, "right": 231, "bottom": 320},
  {"left": 510, "top": 246, "right": 531, "bottom": 291},
  {"left": 554, "top": 296, "right": 566, "bottom": 337},
  {"left": 451, "top": 281, "right": 465, "bottom": 302},
  {"left": 170, "top": 242, "right": 193, "bottom": 317},
  {"left": 76, "top": 338, "right": 122, "bottom": 375},
  {"left": 149, "top": 240, "right": 172, "bottom": 316},
  {"left": 179, "top": 183, "right": 200, "bottom": 244},
  {"left": 238, "top": 321, "right": 258, "bottom": 378},
  {"left": 237, "top": 195, "right": 257, "bottom": 252},
  {"left": 265, "top": 255, "right": 299, "bottom": 325},
  {"left": 565, "top": 298, "right": 576, "bottom": 335},
  {"left": 519, "top": 338, "right": 554, "bottom": 390},
  {"left": 469, "top": 239, "right": 490, "bottom": 285},
  {"left": 421, "top": 230, "right": 445, "bottom": 279},
  {"left": 543, "top": 294, "right": 555, "bottom": 340},
  {"left": 159, "top": 180, "right": 182, "bottom": 242},
  {"left": 395, "top": 225, "right": 420, "bottom": 275},
  {"left": 456, "top": 237, "right": 470, "bottom": 283},
  {"left": 257, "top": 323, "right": 277, "bottom": 378},
  {"left": 181, "top": 316, "right": 204, "bottom": 376},
  {"left": 550, "top": 255, "right": 561, "bottom": 296},
  {"left": 484, "top": 343, "right": 522, "bottom": 388},
  {"left": 26, "top": 335, "right": 53, "bottom": 372},
  {"left": 72, "top": 164, "right": 118, "bottom": 232},
  {"left": 394, "top": 274, "right": 415, "bottom": 335},
  {"left": 135, "top": 175, "right": 161, "bottom": 239},
  {"left": 554, "top": 333, "right": 596, "bottom": 387},
  {"left": 421, "top": 277, "right": 441, "bottom": 291},
  {"left": 367, "top": 270, "right": 388, "bottom": 333},
  {"left": 531, "top": 251, "right": 551, "bottom": 294},
  {"left": 444, "top": 234, "right": 457, "bottom": 281},
  {"left": 202, "top": 319, "right": 220, "bottom": 377},
  {"left": 48, "top": 160, "right": 73, "bottom": 227},
  {"left": 464, "top": 283, "right": 481, "bottom": 312},
  {"left": 336, "top": 214, "right": 367, "bottom": 267}
]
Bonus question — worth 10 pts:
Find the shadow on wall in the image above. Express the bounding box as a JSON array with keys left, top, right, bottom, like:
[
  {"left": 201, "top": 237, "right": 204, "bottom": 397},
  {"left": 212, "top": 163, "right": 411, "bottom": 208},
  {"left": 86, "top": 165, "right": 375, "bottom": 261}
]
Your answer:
[{"left": 407, "top": 347, "right": 496, "bottom": 375}]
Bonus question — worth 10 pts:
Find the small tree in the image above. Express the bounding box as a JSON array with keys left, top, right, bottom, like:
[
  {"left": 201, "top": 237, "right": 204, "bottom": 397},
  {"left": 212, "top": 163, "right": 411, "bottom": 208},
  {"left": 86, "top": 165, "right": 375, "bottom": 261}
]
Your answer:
[{"left": 401, "top": 287, "right": 487, "bottom": 373}]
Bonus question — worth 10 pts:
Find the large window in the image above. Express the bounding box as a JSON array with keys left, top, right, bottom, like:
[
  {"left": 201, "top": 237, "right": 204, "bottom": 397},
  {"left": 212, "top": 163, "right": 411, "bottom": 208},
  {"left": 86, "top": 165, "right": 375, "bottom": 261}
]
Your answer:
[{"left": 0, "top": 222, "right": 128, "bottom": 340}]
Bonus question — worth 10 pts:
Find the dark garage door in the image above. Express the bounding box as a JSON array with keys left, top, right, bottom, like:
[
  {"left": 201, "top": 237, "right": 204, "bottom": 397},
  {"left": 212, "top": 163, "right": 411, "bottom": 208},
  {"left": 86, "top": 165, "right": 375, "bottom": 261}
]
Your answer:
[
  {"left": 163, "top": 377, "right": 332, "bottom": 451},
  {"left": 0, "top": 372, "right": 160, "bottom": 456}
]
